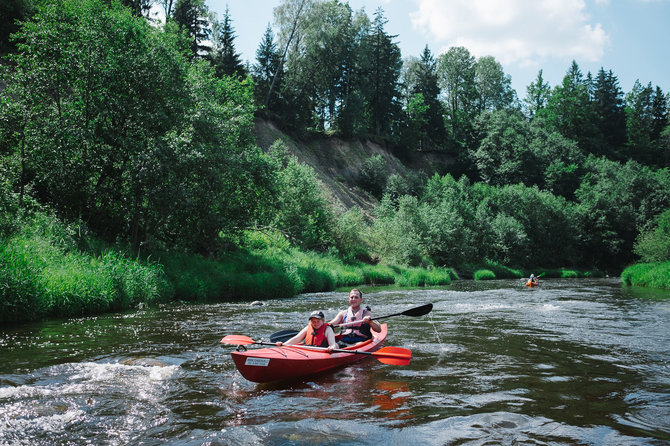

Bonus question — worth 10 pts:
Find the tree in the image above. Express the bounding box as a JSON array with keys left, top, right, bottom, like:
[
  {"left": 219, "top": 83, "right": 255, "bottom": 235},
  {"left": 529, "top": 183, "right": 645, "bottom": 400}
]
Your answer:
[
  {"left": 252, "top": 23, "right": 282, "bottom": 109},
  {"left": 634, "top": 209, "right": 670, "bottom": 263},
  {"left": 399, "top": 93, "right": 429, "bottom": 153},
  {"left": 172, "top": 0, "right": 210, "bottom": 59},
  {"left": 119, "top": 0, "right": 153, "bottom": 18},
  {"left": 268, "top": 0, "right": 313, "bottom": 111},
  {"left": 591, "top": 68, "right": 626, "bottom": 158},
  {"left": 538, "top": 61, "right": 598, "bottom": 153},
  {"left": 405, "top": 46, "right": 446, "bottom": 150},
  {"left": 524, "top": 70, "right": 551, "bottom": 119},
  {"left": 0, "top": 0, "right": 34, "bottom": 55},
  {"left": 473, "top": 55, "right": 516, "bottom": 113},
  {"left": 210, "top": 6, "right": 247, "bottom": 79},
  {"left": 625, "top": 80, "right": 656, "bottom": 164},
  {"left": 356, "top": 7, "right": 402, "bottom": 137},
  {"left": 437, "top": 46, "right": 476, "bottom": 150},
  {"left": 2, "top": 0, "right": 273, "bottom": 253},
  {"left": 575, "top": 157, "right": 670, "bottom": 268},
  {"left": 651, "top": 86, "right": 668, "bottom": 144},
  {"left": 271, "top": 144, "right": 332, "bottom": 251},
  {"left": 473, "top": 110, "right": 538, "bottom": 187}
]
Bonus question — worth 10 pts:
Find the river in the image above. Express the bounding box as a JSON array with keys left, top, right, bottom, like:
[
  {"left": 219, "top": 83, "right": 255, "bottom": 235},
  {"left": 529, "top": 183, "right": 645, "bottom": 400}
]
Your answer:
[{"left": 1, "top": 278, "right": 669, "bottom": 445}]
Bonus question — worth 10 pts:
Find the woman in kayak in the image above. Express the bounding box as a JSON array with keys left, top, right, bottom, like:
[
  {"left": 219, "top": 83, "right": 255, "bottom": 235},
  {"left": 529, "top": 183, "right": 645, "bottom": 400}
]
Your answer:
[
  {"left": 329, "top": 289, "right": 382, "bottom": 345},
  {"left": 278, "top": 310, "right": 337, "bottom": 352}
]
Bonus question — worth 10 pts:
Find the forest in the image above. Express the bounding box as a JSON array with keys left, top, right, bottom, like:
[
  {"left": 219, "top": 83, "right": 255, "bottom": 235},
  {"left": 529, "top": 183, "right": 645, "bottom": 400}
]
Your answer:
[{"left": 1, "top": 0, "right": 670, "bottom": 322}]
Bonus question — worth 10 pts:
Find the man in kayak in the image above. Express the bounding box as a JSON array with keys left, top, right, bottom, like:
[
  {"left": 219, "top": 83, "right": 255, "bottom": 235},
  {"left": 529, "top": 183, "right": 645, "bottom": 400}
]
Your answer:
[
  {"left": 329, "top": 289, "right": 382, "bottom": 345},
  {"left": 278, "top": 310, "right": 337, "bottom": 352}
]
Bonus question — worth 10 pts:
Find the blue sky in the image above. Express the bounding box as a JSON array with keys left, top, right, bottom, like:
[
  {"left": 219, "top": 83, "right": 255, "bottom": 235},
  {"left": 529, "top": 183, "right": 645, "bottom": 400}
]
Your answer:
[{"left": 207, "top": 0, "right": 669, "bottom": 98}]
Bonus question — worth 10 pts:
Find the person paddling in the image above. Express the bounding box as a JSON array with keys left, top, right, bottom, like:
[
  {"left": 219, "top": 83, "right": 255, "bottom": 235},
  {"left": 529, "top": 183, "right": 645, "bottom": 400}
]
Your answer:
[
  {"left": 329, "top": 289, "right": 381, "bottom": 345},
  {"left": 277, "top": 310, "right": 337, "bottom": 352}
]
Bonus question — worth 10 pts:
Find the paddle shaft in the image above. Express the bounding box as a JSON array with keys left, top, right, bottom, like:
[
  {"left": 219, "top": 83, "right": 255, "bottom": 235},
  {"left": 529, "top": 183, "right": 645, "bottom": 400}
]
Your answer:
[
  {"left": 336, "top": 303, "right": 433, "bottom": 328},
  {"left": 251, "top": 340, "right": 372, "bottom": 356},
  {"left": 221, "top": 336, "right": 410, "bottom": 363},
  {"left": 269, "top": 303, "right": 433, "bottom": 341}
]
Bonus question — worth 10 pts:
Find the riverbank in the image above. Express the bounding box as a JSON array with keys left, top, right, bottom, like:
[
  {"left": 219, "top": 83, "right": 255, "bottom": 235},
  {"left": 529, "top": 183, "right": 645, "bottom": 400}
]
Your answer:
[
  {"left": 621, "top": 261, "right": 670, "bottom": 290},
  {"left": 1, "top": 214, "right": 458, "bottom": 324},
  {"left": 2, "top": 212, "right": 612, "bottom": 325}
]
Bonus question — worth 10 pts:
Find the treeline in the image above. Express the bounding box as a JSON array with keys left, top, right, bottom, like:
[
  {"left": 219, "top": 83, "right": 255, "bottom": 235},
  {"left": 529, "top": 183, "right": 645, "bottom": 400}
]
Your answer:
[{"left": 2, "top": 0, "right": 670, "bottom": 285}]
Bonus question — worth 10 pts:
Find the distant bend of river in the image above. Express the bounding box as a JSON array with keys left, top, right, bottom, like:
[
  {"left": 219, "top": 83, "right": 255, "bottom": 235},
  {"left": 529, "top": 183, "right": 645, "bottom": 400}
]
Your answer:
[{"left": 1, "top": 278, "right": 670, "bottom": 445}]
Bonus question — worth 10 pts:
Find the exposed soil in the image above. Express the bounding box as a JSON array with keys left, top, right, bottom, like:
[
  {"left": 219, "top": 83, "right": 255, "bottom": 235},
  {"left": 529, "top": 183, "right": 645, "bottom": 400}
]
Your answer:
[{"left": 253, "top": 118, "right": 455, "bottom": 216}]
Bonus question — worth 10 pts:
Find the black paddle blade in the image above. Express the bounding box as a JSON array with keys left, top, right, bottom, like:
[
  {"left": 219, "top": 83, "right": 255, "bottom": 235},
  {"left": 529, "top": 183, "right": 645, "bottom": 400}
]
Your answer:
[
  {"left": 401, "top": 303, "right": 433, "bottom": 317},
  {"left": 269, "top": 329, "right": 299, "bottom": 343}
]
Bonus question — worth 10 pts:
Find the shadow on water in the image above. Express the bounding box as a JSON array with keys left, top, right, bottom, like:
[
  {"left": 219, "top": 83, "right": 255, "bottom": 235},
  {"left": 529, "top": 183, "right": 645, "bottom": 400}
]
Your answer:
[{"left": 1, "top": 278, "right": 670, "bottom": 444}]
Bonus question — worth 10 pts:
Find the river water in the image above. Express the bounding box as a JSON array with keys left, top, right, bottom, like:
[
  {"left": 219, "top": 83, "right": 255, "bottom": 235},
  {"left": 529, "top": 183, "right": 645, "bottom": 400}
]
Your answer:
[{"left": 1, "top": 278, "right": 669, "bottom": 445}]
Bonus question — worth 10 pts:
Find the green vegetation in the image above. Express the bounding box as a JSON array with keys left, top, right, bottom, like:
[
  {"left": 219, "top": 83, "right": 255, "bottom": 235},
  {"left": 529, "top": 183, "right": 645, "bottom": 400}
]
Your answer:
[
  {"left": 2, "top": 0, "right": 670, "bottom": 323},
  {"left": 621, "top": 211, "right": 670, "bottom": 290},
  {"left": 474, "top": 269, "right": 496, "bottom": 281},
  {"left": 0, "top": 213, "right": 454, "bottom": 323},
  {"left": 0, "top": 213, "right": 173, "bottom": 323},
  {"left": 621, "top": 262, "right": 670, "bottom": 290}
]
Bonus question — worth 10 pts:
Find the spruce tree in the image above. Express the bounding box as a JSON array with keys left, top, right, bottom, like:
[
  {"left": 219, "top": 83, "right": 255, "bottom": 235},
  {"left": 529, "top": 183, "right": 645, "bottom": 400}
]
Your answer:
[
  {"left": 211, "top": 6, "right": 247, "bottom": 79},
  {"left": 252, "top": 24, "right": 281, "bottom": 108}
]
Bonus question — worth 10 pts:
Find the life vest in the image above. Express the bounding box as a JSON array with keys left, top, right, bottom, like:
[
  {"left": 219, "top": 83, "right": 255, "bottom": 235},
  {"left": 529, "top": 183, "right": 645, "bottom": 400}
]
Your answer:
[
  {"left": 304, "top": 323, "right": 330, "bottom": 347},
  {"left": 341, "top": 306, "right": 372, "bottom": 342}
]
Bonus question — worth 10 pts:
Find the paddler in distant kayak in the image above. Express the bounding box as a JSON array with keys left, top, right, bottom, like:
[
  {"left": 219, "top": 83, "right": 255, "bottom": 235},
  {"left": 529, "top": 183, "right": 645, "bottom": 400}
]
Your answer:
[
  {"left": 329, "top": 289, "right": 382, "bottom": 345},
  {"left": 277, "top": 310, "right": 337, "bottom": 352}
]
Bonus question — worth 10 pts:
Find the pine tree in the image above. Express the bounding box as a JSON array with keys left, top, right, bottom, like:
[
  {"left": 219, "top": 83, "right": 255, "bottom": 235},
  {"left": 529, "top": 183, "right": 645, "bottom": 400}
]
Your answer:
[
  {"left": 172, "top": 0, "right": 211, "bottom": 59},
  {"left": 538, "top": 61, "right": 597, "bottom": 153},
  {"left": 252, "top": 24, "right": 281, "bottom": 109},
  {"left": 211, "top": 6, "right": 247, "bottom": 79},
  {"left": 409, "top": 46, "right": 446, "bottom": 150},
  {"left": 524, "top": 70, "right": 551, "bottom": 119},
  {"left": 651, "top": 86, "right": 668, "bottom": 142},
  {"left": 358, "top": 7, "right": 402, "bottom": 137},
  {"left": 591, "top": 68, "right": 626, "bottom": 158}
]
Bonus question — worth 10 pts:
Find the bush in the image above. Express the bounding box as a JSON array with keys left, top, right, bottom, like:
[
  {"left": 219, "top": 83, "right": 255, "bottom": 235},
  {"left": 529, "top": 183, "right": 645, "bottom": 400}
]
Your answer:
[
  {"left": 395, "top": 266, "right": 453, "bottom": 287},
  {"left": 634, "top": 209, "right": 670, "bottom": 263},
  {"left": 474, "top": 269, "right": 496, "bottom": 280},
  {"left": 621, "top": 261, "right": 670, "bottom": 289},
  {"left": 359, "top": 155, "right": 388, "bottom": 198}
]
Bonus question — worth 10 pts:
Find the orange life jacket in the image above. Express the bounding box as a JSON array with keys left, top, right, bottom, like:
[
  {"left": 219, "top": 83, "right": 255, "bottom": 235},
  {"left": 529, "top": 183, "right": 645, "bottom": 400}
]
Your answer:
[{"left": 304, "top": 323, "right": 330, "bottom": 347}]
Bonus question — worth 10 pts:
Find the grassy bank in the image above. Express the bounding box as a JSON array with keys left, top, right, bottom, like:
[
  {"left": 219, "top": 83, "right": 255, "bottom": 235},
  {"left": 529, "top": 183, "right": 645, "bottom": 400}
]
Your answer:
[
  {"left": 465, "top": 261, "right": 603, "bottom": 280},
  {"left": 0, "top": 216, "right": 456, "bottom": 324},
  {"left": 621, "top": 261, "right": 670, "bottom": 289},
  {"left": 0, "top": 214, "right": 174, "bottom": 324}
]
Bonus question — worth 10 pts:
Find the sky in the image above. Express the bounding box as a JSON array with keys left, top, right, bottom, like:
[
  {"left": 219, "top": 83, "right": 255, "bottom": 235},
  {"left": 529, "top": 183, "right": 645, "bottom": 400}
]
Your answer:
[{"left": 207, "top": 0, "right": 669, "bottom": 98}]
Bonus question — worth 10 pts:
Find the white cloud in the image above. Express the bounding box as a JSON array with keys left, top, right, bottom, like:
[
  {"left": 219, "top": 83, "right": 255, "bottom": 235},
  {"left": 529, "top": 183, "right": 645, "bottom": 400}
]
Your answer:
[{"left": 409, "top": 0, "right": 609, "bottom": 67}]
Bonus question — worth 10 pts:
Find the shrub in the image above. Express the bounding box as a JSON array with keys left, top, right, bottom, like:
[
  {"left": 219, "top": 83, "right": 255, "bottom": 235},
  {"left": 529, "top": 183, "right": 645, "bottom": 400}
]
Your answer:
[
  {"left": 474, "top": 269, "right": 496, "bottom": 280},
  {"left": 634, "top": 209, "right": 670, "bottom": 263},
  {"left": 358, "top": 154, "right": 388, "bottom": 198}
]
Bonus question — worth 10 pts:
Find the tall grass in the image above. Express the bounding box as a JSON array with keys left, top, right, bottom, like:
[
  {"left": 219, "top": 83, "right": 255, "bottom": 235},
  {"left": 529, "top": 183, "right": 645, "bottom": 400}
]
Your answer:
[
  {"left": 394, "top": 266, "right": 455, "bottom": 287},
  {"left": 621, "top": 262, "right": 670, "bottom": 289},
  {"left": 474, "top": 269, "right": 496, "bottom": 280},
  {"left": 0, "top": 216, "right": 173, "bottom": 324}
]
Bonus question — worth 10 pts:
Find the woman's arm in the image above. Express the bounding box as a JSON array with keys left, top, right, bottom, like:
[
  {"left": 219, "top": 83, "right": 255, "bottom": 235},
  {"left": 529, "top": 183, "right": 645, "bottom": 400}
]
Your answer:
[
  {"left": 281, "top": 327, "right": 307, "bottom": 346},
  {"left": 325, "top": 326, "right": 337, "bottom": 351}
]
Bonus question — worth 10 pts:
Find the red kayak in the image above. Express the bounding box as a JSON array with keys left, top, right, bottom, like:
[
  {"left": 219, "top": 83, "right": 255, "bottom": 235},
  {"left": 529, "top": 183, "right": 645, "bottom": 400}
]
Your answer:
[
  {"left": 231, "top": 324, "right": 388, "bottom": 383},
  {"left": 525, "top": 280, "right": 539, "bottom": 287}
]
